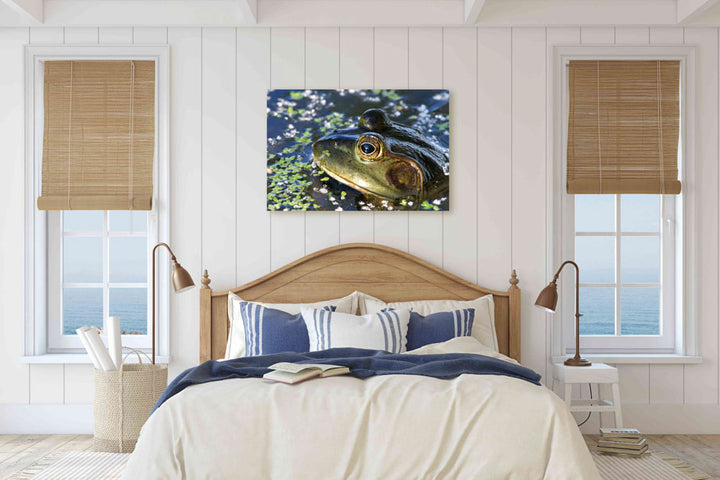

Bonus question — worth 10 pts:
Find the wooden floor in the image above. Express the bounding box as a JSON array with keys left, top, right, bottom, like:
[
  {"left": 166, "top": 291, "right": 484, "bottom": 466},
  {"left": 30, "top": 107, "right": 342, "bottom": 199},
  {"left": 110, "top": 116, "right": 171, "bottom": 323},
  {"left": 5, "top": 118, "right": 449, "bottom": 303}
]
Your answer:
[
  {"left": 0, "top": 434, "right": 718, "bottom": 479},
  {"left": 0, "top": 434, "right": 93, "bottom": 480},
  {"left": 586, "top": 435, "right": 720, "bottom": 479}
]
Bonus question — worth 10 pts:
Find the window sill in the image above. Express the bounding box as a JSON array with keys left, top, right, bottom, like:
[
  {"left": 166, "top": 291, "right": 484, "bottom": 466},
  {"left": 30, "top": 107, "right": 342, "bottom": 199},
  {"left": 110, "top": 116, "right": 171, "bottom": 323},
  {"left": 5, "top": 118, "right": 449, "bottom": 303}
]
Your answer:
[
  {"left": 552, "top": 354, "right": 702, "bottom": 365},
  {"left": 19, "top": 354, "right": 171, "bottom": 365}
]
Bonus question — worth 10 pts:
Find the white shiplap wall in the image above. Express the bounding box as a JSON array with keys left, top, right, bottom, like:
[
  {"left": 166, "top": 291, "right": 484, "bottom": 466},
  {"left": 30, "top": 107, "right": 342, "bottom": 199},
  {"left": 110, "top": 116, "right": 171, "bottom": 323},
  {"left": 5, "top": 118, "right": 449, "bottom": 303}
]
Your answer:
[{"left": 1, "top": 25, "right": 719, "bottom": 433}]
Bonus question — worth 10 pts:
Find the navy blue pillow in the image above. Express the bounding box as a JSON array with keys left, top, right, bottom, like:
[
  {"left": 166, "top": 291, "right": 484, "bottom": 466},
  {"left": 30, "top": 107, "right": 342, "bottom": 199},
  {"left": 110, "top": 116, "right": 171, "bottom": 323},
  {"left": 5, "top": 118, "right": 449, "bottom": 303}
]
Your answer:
[
  {"left": 240, "top": 302, "right": 335, "bottom": 356},
  {"left": 405, "top": 308, "right": 475, "bottom": 350}
]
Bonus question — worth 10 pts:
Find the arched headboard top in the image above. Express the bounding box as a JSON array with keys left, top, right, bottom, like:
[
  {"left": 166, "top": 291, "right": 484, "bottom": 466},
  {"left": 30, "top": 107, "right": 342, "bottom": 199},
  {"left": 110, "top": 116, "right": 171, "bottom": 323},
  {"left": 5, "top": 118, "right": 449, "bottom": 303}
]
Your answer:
[{"left": 200, "top": 243, "right": 521, "bottom": 362}]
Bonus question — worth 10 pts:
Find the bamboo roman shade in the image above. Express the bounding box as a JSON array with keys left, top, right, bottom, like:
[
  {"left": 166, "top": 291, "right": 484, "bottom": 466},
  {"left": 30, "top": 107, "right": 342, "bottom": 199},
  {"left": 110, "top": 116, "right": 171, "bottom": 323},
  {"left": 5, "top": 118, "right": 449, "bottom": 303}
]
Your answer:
[
  {"left": 566, "top": 60, "right": 681, "bottom": 194},
  {"left": 38, "top": 60, "right": 155, "bottom": 210}
]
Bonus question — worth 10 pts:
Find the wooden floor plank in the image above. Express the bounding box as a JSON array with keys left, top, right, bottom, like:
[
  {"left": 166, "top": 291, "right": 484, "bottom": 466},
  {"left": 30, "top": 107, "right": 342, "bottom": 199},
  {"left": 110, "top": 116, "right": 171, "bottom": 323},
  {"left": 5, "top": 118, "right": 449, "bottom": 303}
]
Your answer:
[
  {"left": 0, "top": 434, "right": 718, "bottom": 479},
  {"left": 585, "top": 434, "right": 720, "bottom": 480},
  {"left": 0, "top": 435, "right": 77, "bottom": 480},
  {"left": 0, "top": 437, "right": 19, "bottom": 449}
]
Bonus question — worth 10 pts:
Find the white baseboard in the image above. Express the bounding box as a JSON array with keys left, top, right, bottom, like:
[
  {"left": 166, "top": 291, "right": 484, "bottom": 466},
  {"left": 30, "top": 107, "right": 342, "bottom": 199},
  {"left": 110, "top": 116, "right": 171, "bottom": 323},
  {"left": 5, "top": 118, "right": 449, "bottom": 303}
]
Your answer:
[
  {"left": 579, "top": 404, "right": 720, "bottom": 434},
  {"left": 0, "top": 404, "right": 93, "bottom": 434}
]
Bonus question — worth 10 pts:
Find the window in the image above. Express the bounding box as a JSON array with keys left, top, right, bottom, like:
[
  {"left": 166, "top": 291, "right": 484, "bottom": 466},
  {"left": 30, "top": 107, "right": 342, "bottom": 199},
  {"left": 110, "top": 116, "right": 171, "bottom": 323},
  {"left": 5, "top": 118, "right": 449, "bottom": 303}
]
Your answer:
[
  {"left": 566, "top": 194, "right": 678, "bottom": 352},
  {"left": 552, "top": 46, "right": 695, "bottom": 356},
  {"left": 47, "top": 211, "right": 154, "bottom": 351},
  {"left": 24, "top": 45, "right": 169, "bottom": 358}
]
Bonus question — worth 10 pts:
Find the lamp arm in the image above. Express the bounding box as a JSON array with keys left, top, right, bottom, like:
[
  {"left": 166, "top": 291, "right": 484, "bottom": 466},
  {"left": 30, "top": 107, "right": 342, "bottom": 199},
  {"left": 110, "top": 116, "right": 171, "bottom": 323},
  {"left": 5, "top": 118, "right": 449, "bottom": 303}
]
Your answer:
[
  {"left": 152, "top": 242, "right": 177, "bottom": 262},
  {"left": 552, "top": 260, "right": 580, "bottom": 320},
  {"left": 151, "top": 242, "right": 176, "bottom": 365},
  {"left": 552, "top": 260, "right": 579, "bottom": 282}
]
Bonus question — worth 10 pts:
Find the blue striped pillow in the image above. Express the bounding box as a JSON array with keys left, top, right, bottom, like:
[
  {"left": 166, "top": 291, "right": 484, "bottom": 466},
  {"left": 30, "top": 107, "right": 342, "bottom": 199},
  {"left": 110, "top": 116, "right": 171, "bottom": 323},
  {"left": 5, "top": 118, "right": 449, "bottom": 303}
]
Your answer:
[
  {"left": 405, "top": 308, "right": 475, "bottom": 350},
  {"left": 240, "top": 302, "right": 335, "bottom": 357},
  {"left": 301, "top": 308, "right": 411, "bottom": 353}
]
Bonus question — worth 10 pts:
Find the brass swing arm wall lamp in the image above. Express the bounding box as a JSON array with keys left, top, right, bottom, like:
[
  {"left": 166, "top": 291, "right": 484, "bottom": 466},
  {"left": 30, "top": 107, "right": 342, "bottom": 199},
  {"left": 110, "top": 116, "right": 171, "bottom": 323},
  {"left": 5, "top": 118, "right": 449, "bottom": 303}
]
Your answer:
[
  {"left": 152, "top": 242, "right": 195, "bottom": 365},
  {"left": 535, "top": 260, "right": 591, "bottom": 367}
]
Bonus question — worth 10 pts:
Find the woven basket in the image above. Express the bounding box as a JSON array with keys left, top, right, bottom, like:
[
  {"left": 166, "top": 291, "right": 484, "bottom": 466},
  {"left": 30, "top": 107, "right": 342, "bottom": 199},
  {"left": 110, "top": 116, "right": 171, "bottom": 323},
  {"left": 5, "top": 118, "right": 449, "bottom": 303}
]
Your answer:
[{"left": 93, "top": 349, "right": 167, "bottom": 453}]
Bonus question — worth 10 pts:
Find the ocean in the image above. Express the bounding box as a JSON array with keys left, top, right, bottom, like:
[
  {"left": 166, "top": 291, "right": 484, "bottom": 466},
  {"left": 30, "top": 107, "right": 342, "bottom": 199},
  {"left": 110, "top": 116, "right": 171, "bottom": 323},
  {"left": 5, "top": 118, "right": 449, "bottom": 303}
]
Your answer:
[
  {"left": 63, "top": 288, "right": 147, "bottom": 335},
  {"left": 580, "top": 287, "right": 660, "bottom": 335},
  {"left": 61, "top": 277, "right": 660, "bottom": 337}
]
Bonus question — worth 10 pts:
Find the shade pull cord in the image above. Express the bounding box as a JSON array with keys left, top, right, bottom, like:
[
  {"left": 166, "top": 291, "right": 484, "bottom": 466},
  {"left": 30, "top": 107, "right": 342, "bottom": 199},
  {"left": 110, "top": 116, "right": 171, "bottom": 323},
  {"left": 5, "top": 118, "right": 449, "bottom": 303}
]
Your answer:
[
  {"left": 128, "top": 62, "right": 135, "bottom": 211},
  {"left": 657, "top": 61, "right": 666, "bottom": 195},
  {"left": 67, "top": 62, "right": 74, "bottom": 210},
  {"left": 596, "top": 61, "right": 603, "bottom": 193}
]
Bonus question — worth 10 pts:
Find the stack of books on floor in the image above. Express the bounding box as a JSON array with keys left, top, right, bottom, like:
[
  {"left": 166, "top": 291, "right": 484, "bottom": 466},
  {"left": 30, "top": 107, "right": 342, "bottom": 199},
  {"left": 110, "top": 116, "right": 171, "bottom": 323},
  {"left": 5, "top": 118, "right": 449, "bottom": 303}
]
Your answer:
[{"left": 597, "top": 428, "right": 648, "bottom": 456}]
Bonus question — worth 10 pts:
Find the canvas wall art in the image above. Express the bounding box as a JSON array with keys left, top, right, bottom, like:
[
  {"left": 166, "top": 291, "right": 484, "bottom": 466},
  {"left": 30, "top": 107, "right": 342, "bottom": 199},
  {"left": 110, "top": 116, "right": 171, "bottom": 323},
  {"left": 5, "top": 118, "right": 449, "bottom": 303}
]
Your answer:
[{"left": 267, "top": 89, "right": 449, "bottom": 211}]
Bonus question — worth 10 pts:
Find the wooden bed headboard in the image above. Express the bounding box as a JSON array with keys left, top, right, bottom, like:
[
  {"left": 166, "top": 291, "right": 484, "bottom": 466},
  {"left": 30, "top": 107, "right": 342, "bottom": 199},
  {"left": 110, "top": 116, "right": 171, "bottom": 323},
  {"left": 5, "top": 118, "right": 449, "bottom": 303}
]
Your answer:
[{"left": 199, "top": 243, "right": 521, "bottom": 363}]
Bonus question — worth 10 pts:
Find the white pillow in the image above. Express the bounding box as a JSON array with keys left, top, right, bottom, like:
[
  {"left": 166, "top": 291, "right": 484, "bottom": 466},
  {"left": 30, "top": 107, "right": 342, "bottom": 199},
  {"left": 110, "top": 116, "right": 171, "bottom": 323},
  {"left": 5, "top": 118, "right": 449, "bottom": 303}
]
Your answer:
[
  {"left": 357, "top": 292, "right": 498, "bottom": 352},
  {"left": 225, "top": 291, "right": 358, "bottom": 359},
  {"left": 405, "top": 337, "right": 518, "bottom": 365},
  {"left": 301, "top": 308, "right": 411, "bottom": 353}
]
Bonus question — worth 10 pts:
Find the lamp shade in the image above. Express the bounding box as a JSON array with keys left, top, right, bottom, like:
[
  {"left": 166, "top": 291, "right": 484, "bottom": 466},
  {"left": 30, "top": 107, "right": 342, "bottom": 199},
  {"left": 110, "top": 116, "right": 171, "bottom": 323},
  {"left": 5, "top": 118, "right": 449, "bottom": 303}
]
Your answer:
[
  {"left": 171, "top": 262, "right": 195, "bottom": 293},
  {"left": 535, "top": 281, "right": 558, "bottom": 313}
]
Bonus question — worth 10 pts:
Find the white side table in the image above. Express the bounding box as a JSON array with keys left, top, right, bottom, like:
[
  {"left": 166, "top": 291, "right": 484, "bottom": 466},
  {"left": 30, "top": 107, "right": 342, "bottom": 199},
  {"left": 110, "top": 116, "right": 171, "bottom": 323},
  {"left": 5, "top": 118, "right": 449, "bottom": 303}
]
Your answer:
[{"left": 552, "top": 362, "right": 623, "bottom": 428}]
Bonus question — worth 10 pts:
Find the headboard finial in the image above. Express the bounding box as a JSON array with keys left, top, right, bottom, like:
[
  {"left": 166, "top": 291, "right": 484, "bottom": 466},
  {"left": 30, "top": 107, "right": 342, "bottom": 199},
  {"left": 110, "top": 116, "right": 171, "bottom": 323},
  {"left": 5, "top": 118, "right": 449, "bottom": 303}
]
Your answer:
[
  {"left": 201, "top": 269, "right": 211, "bottom": 289},
  {"left": 509, "top": 269, "right": 519, "bottom": 288}
]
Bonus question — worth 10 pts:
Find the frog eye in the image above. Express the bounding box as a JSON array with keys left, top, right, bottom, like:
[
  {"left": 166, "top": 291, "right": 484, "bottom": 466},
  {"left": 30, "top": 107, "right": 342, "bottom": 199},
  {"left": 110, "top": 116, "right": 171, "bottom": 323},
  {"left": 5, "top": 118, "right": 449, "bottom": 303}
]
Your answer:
[
  {"left": 356, "top": 135, "right": 383, "bottom": 161},
  {"left": 360, "top": 143, "right": 376, "bottom": 155}
]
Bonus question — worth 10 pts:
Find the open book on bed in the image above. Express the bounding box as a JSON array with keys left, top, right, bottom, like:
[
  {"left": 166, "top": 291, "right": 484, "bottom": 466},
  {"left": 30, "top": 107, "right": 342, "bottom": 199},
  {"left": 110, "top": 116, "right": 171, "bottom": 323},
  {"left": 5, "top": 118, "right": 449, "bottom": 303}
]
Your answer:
[{"left": 263, "top": 362, "right": 350, "bottom": 384}]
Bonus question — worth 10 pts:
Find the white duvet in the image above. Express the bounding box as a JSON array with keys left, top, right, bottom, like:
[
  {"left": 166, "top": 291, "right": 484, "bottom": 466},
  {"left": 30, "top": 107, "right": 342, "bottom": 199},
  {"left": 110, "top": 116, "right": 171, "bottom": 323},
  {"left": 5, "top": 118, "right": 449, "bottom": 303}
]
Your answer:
[{"left": 124, "top": 338, "right": 599, "bottom": 479}]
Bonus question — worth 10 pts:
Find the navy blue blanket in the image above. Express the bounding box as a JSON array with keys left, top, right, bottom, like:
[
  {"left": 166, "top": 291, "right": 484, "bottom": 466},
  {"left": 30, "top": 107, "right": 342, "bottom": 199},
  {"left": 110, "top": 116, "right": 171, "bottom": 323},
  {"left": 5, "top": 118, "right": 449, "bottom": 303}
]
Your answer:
[{"left": 153, "top": 348, "right": 541, "bottom": 413}]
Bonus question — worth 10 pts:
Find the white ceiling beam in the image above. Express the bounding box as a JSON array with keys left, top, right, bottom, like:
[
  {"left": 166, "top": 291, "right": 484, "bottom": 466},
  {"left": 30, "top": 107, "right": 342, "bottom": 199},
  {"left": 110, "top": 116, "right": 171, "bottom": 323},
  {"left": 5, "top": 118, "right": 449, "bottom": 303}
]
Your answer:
[
  {"left": 1, "top": 0, "right": 42, "bottom": 23},
  {"left": 464, "top": 0, "right": 487, "bottom": 24},
  {"left": 6, "top": 0, "right": 680, "bottom": 27},
  {"left": 676, "top": 0, "right": 720, "bottom": 23},
  {"left": 237, "top": 0, "right": 257, "bottom": 23},
  {"left": 474, "top": 0, "right": 676, "bottom": 26}
]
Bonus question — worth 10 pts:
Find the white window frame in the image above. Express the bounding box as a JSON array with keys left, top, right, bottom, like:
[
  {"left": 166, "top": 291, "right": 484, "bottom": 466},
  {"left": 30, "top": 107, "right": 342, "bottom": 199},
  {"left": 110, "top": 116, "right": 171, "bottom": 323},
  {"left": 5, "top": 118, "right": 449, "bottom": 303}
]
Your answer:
[
  {"left": 47, "top": 211, "right": 153, "bottom": 351},
  {"left": 565, "top": 194, "right": 675, "bottom": 352},
  {"left": 24, "top": 45, "right": 170, "bottom": 357},
  {"left": 550, "top": 45, "right": 697, "bottom": 357}
]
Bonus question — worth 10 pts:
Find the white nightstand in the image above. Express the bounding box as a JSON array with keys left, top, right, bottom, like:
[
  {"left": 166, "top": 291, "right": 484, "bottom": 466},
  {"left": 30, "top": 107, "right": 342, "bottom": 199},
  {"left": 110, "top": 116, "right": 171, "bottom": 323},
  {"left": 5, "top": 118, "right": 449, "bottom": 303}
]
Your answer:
[{"left": 552, "top": 362, "right": 623, "bottom": 428}]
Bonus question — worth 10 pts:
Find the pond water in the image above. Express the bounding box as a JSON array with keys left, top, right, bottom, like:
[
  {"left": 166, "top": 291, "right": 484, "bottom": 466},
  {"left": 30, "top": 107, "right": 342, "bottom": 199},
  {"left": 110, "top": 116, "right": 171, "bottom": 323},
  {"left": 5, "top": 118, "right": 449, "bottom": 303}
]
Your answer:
[{"left": 267, "top": 89, "right": 449, "bottom": 211}]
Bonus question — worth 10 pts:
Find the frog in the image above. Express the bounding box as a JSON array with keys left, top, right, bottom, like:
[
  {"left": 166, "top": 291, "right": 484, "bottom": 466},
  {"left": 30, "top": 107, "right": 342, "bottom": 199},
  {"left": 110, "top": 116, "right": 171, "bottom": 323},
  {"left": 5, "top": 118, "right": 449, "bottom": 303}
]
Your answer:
[{"left": 311, "top": 108, "right": 449, "bottom": 205}]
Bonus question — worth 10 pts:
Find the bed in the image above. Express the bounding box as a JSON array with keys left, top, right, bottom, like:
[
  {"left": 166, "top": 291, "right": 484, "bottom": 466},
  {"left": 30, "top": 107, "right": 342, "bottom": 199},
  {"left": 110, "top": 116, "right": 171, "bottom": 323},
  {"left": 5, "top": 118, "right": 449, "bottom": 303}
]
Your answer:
[{"left": 123, "top": 243, "right": 599, "bottom": 479}]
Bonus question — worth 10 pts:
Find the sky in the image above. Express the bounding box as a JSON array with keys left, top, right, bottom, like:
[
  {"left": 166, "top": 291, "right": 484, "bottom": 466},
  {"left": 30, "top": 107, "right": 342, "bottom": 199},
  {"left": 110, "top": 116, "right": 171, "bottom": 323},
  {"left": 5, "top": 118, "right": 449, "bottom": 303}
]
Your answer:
[
  {"left": 574, "top": 194, "right": 661, "bottom": 284},
  {"left": 63, "top": 210, "right": 147, "bottom": 284}
]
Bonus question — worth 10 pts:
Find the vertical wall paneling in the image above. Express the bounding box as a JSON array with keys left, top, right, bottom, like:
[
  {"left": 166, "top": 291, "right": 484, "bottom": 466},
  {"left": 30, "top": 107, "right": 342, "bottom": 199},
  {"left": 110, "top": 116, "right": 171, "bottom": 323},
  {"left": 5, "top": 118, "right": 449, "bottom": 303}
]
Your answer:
[
  {"left": 545, "top": 26, "right": 581, "bottom": 381},
  {"left": 650, "top": 365, "right": 685, "bottom": 404},
  {"left": 270, "top": 28, "right": 307, "bottom": 270},
  {"left": 6, "top": 25, "right": 720, "bottom": 431},
  {"left": 168, "top": 27, "right": 202, "bottom": 378},
  {"left": 133, "top": 27, "right": 168, "bottom": 44},
  {"left": 337, "top": 28, "right": 375, "bottom": 244},
  {"left": 98, "top": 27, "right": 133, "bottom": 44},
  {"left": 579, "top": 26, "right": 615, "bottom": 45},
  {"left": 304, "top": 27, "right": 341, "bottom": 254},
  {"left": 63, "top": 365, "right": 94, "bottom": 404},
  {"left": 407, "top": 27, "right": 444, "bottom": 267},
  {"left": 64, "top": 27, "right": 99, "bottom": 44},
  {"left": 618, "top": 364, "right": 651, "bottom": 404},
  {"left": 373, "top": 27, "right": 410, "bottom": 251},
  {"left": 649, "top": 27, "right": 684, "bottom": 44},
  {"left": 684, "top": 28, "right": 719, "bottom": 404},
  {"left": 476, "top": 27, "right": 512, "bottom": 290},
  {"left": 614, "top": 27, "right": 650, "bottom": 44},
  {"left": 29, "top": 27, "right": 63, "bottom": 44},
  {"left": 236, "top": 28, "right": 272, "bottom": 283},
  {"left": 201, "top": 28, "right": 237, "bottom": 291},
  {"left": 443, "top": 28, "right": 478, "bottom": 281},
  {"left": 29, "top": 365, "right": 63, "bottom": 404},
  {"left": 511, "top": 27, "right": 546, "bottom": 379}
]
